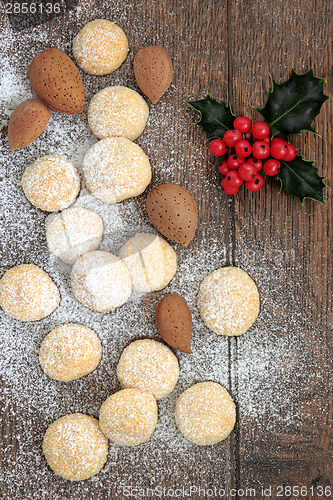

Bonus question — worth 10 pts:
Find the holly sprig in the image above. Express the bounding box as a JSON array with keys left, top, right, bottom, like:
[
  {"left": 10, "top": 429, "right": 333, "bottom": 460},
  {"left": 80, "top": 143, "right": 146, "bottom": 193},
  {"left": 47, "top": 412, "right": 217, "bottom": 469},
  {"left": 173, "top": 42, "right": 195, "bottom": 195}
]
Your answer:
[
  {"left": 187, "top": 69, "right": 328, "bottom": 204},
  {"left": 257, "top": 69, "right": 328, "bottom": 138},
  {"left": 187, "top": 95, "right": 235, "bottom": 140},
  {"left": 278, "top": 156, "right": 326, "bottom": 204}
]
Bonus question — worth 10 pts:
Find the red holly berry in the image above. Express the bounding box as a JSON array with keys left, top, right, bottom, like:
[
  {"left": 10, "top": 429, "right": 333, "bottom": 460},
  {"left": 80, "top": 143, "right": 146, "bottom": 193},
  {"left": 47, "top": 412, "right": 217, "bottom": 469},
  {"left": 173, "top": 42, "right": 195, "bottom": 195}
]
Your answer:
[
  {"left": 227, "top": 154, "right": 245, "bottom": 169},
  {"left": 270, "top": 136, "right": 287, "bottom": 148},
  {"left": 284, "top": 143, "right": 296, "bottom": 161},
  {"left": 245, "top": 173, "right": 264, "bottom": 192},
  {"left": 252, "top": 141, "right": 270, "bottom": 159},
  {"left": 221, "top": 177, "right": 239, "bottom": 195},
  {"left": 247, "top": 157, "right": 262, "bottom": 171},
  {"left": 270, "top": 140, "right": 289, "bottom": 160},
  {"left": 238, "top": 162, "right": 257, "bottom": 181},
  {"left": 263, "top": 159, "right": 281, "bottom": 176},
  {"left": 210, "top": 139, "right": 227, "bottom": 156},
  {"left": 233, "top": 116, "right": 251, "bottom": 133},
  {"left": 225, "top": 170, "right": 243, "bottom": 188},
  {"left": 271, "top": 136, "right": 286, "bottom": 146},
  {"left": 244, "top": 131, "right": 252, "bottom": 140},
  {"left": 223, "top": 129, "right": 243, "bottom": 148},
  {"left": 259, "top": 136, "right": 271, "bottom": 145},
  {"left": 218, "top": 161, "right": 230, "bottom": 175},
  {"left": 235, "top": 140, "right": 251, "bottom": 158},
  {"left": 252, "top": 121, "right": 270, "bottom": 140}
]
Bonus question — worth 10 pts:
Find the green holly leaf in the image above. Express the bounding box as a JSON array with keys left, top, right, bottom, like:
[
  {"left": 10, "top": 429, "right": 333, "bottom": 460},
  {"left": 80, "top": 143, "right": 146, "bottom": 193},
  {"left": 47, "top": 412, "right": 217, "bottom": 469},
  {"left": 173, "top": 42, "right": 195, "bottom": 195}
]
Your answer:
[
  {"left": 278, "top": 155, "right": 326, "bottom": 204},
  {"left": 187, "top": 95, "right": 235, "bottom": 140},
  {"left": 257, "top": 69, "right": 329, "bottom": 138}
]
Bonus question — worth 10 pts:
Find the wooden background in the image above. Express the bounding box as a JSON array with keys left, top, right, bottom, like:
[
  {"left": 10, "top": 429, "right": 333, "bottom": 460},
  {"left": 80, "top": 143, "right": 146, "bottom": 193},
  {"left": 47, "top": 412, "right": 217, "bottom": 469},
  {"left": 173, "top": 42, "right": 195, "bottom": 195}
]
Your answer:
[{"left": 0, "top": 0, "right": 332, "bottom": 498}]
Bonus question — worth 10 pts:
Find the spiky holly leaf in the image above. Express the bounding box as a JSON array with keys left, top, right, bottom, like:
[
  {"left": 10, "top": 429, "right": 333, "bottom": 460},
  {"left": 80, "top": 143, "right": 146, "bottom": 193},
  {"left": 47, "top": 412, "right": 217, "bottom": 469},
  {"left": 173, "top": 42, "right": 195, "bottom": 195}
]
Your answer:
[
  {"left": 187, "top": 95, "right": 234, "bottom": 140},
  {"left": 257, "top": 69, "right": 329, "bottom": 138},
  {"left": 278, "top": 155, "right": 326, "bottom": 204}
]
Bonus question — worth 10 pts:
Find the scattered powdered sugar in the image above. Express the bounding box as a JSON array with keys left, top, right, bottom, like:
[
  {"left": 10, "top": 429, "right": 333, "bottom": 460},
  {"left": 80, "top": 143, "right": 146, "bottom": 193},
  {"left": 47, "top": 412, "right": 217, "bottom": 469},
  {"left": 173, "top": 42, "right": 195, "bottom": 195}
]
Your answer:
[
  {"left": 41, "top": 112, "right": 98, "bottom": 168},
  {"left": 0, "top": 1, "right": 330, "bottom": 498}
]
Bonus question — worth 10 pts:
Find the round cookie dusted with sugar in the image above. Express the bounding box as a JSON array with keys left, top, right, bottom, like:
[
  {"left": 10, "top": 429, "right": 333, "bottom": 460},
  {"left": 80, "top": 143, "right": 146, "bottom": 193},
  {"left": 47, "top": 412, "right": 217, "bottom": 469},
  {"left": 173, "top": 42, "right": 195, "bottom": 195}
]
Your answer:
[
  {"left": 88, "top": 86, "right": 149, "bottom": 141},
  {"left": 71, "top": 250, "right": 132, "bottom": 313},
  {"left": 83, "top": 137, "right": 151, "bottom": 204},
  {"left": 0, "top": 264, "right": 60, "bottom": 321},
  {"left": 99, "top": 388, "right": 158, "bottom": 446},
  {"left": 197, "top": 267, "right": 259, "bottom": 336},
  {"left": 117, "top": 339, "right": 179, "bottom": 400},
  {"left": 22, "top": 154, "right": 80, "bottom": 212},
  {"left": 43, "top": 413, "right": 108, "bottom": 481},
  {"left": 175, "top": 382, "right": 236, "bottom": 446},
  {"left": 39, "top": 323, "right": 102, "bottom": 382},
  {"left": 73, "top": 20, "right": 129, "bottom": 76},
  {"left": 119, "top": 233, "right": 177, "bottom": 292},
  {"left": 159, "top": 237, "right": 178, "bottom": 289},
  {"left": 46, "top": 207, "right": 103, "bottom": 265}
]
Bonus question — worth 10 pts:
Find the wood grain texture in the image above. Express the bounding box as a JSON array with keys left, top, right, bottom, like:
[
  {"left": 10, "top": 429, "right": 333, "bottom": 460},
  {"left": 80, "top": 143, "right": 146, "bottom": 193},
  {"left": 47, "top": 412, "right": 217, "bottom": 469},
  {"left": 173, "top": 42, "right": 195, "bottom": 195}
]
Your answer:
[
  {"left": 228, "top": 1, "right": 332, "bottom": 496},
  {"left": 0, "top": 0, "right": 332, "bottom": 499}
]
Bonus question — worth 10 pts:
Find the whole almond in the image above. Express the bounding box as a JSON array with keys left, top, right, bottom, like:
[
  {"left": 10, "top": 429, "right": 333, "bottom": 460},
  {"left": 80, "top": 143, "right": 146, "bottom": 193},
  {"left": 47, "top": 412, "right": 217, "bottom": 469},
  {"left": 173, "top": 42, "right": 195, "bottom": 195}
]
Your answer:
[
  {"left": 29, "top": 48, "right": 84, "bottom": 114},
  {"left": 156, "top": 294, "right": 192, "bottom": 353},
  {"left": 146, "top": 183, "right": 198, "bottom": 247},
  {"left": 134, "top": 46, "right": 173, "bottom": 104},
  {"left": 8, "top": 98, "right": 51, "bottom": 151}
]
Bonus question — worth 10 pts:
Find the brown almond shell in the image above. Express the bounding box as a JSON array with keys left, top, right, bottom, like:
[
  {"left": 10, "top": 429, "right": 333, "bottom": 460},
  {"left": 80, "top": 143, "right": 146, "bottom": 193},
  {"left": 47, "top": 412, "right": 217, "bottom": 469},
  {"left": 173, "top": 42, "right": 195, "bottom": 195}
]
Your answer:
[
  {"left": 156, "top": 293, "right": 192, "bottom": 353},
  {"left": 134, "top": 46, "right": 173, "bottom": 104},
  {"left": 146, "top": 183, "right": 198, "bottom": 247},
  {"left": 28, "top": 48, "right": 84, "bottom": 114},
  {"left": 8, "top": 98, "right": 51, "bottom": 151}
]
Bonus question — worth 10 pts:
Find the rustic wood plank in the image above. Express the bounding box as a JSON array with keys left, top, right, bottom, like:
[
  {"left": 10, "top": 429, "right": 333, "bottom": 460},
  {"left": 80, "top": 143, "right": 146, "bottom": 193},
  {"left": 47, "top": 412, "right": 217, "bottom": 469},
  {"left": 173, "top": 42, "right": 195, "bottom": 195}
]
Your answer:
[{"left": 227, "top": 0, "right": 332, "bottom": 496}]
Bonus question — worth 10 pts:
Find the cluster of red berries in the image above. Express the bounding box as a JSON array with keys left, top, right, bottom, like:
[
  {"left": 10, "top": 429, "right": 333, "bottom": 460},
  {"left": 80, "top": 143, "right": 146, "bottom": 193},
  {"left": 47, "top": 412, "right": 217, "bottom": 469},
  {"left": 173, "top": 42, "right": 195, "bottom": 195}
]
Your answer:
[{"left": 209, "top": 116, "right": 297, "bottom": 195}]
